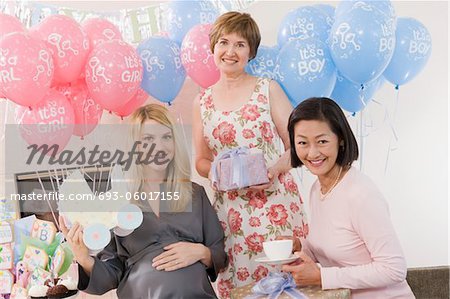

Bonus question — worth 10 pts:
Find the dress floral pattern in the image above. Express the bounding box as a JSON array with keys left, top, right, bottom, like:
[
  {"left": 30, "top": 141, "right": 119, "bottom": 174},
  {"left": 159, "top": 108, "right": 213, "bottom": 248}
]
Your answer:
[{"left": 199, "top": 77, "right": 308, "bottom": 298}]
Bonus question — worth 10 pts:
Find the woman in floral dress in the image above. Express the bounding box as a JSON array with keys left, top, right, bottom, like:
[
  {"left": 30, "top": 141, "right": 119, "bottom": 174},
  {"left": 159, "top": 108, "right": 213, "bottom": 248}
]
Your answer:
[{"left": 192, "top": 12, "right": 308, "bottom": 298}]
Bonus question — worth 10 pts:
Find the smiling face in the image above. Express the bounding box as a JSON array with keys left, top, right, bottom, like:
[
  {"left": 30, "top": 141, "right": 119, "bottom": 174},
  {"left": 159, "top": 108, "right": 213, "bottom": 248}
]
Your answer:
[
  {"left": 294, "top": 120, "right": 341, "bottom": 180},
  {"left": 213, "top": 32, "right": 251, "bottom": 75},
  {"left": 140, "top": 120, "right": 175, "bottom": 174}
]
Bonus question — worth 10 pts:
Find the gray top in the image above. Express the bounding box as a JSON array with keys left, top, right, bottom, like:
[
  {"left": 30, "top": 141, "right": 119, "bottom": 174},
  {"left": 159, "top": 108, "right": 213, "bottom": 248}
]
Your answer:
[{"left": 78, "top": 183, "right": 228, "bottom": 299}]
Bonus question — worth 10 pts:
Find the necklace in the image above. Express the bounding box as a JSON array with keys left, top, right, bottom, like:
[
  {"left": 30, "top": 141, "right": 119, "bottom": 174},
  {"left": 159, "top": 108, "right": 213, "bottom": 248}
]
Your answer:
[{"left": 319, "top": 166, "right": 343, "bottom": 200}]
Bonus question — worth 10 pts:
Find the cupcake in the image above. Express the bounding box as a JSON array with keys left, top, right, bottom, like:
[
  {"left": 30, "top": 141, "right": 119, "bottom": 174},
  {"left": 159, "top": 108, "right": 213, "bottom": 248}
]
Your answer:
[
  {"left": 28, "top": 285, "right": 49, "bottom": 299},
  {"left": 46, "top": 277, "right": 78, "bottom": 299}
]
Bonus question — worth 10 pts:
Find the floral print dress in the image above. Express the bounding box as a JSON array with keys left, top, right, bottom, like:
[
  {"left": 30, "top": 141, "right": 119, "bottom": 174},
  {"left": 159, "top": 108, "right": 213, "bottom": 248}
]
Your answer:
[{"left": 199, "top": 77, "right": 308, "bottom": 298}]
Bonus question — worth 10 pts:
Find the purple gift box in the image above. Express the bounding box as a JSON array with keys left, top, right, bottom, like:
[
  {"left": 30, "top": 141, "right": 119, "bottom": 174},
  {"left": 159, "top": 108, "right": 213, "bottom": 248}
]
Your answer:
[{"left": 212, "top": 147, "right": 269, "bottom": 191}]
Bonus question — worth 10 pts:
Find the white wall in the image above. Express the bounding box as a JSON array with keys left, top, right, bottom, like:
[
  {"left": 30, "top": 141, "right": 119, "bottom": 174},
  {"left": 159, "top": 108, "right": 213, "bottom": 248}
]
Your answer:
[{"left": 0, "top": 0, "right": 448, "bottom": 268}]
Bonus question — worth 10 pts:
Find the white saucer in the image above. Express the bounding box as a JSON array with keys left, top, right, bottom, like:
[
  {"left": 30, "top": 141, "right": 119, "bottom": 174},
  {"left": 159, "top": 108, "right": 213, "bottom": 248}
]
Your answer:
[{"left": 255, "top": 255, "right": 299, "bottom": 265}]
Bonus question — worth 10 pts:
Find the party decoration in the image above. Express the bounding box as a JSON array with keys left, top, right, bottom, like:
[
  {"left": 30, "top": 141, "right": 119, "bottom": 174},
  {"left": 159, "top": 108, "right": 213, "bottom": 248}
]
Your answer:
[
  {"left": 82, "top": 17, "right": 123, "bottom": 48},
  {"left": 83, "top": 223, "right": 111, "bottom": 255},
  {"left": 32, "top": 15, "right": 90, "bottom": 84},
  {"left": 383, "top": 17, "right": 432, "bottom": 86},
  {"left": 313, "top": 4, "right": 335, "bottom": 20},
  {"left": 138, "top": 36, "right": 186, "bottom": 103},
  {"left": 0, "top": 32, "right": 54, "bottom": 108},
  {"left": 114, "top": 88, "right": 148, "bottom": 118},
  {"left": 0, "top": 222, "right": 12, "bottom": 244},
  {"left": 65, "top": 80, "right": 103, "bottom": 137},
  {"left": 51, "top": 245, "right": 65, "bottom": 276},
  {"left": 10, "top": 284, "right": 28, "bottom": 298},
  {"left": 277, "top": 6, "right": 331, "bottom": 47},
  {"left": 15, "top": 89, "right": 75, "bottom": 153},
  {"left": 0, "top": 198, "right": 18, "bottom": 221},
  {"left": 0, "top": 270, "right": 13, "bottom": 294},
  {"left": 0, "top": 243, "right": 13, "bottom": 269},
  {"left": 165, "top": 0, "right": 219, "bottom": 44},
  {"left": 86, "top": 39, "right": 143, "bottom": 111},
  {"left": 330, "top": 4, "right": 395, "bottom": 84},
  {"left": 0, "top": 13, "right": 25, "bottom": 38},
  {"left": 181, "top": 23, "right": 219, "bottom": 88},
  {"left": 15, "top": 261, "right": 29, "bottom": 288},
  {"left": 335, "top": 0, "right": 396, "bottom": 20},
  {"left": 29, "top": 267, "right": 51, "bottom": 287},
  {"left": 22, "top": 245, "right": 49, "bottom": 271},
  {"left": 276, "top": 37, "right": 337, "bottom": 107},
  {"left": 31, "top": 219, "right": 57, "bottom": 245},
  {"left": 331, "top": 72, "right": 382, "bottom": 113},
  {"left": 245, "top": 45, "right": 278, "bottom": 79}
]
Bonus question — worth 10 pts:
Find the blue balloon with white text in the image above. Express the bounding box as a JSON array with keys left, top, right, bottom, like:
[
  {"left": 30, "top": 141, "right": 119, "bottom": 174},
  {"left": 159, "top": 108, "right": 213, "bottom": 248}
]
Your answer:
[
  {"left": 245, "top": 46, "right": 279, "bottom": 79},
  {"left": 276, "top": 38, "right": 337, "bottom": 107},
  {"left": 383, "top": 18, "right": 432, "bottom": 86},
  {"left": 277, "top": 6, "right": 331, "bottom": 48},
  {"left": 138, "top": 37, "right": 186, "bottom": 103},
  {"left": 330, "top": 5, "right": 395, "bottom": 84},
  {"left": 165, "top": 0, "right": 219, "bottom": 44}
]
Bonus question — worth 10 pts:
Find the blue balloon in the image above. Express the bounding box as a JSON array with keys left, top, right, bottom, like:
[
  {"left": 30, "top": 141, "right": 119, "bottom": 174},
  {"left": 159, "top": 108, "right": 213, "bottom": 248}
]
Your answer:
[
  {"left": 276, "top": 38, "right": 337, "bottom": 107},
  {"left": 383, "top": 18, "right": 432, "bottom": 86},
  {"left": 277, "top": 6, "right": 331, "bottom": 48},
  {"left": 138, "top": 37, "right": 186, "bottom": 103},
  {"left": 331, "top": 72, "right": 383, "bottom": 113},
  {"left": 245, "top": 46, "right": 279, "bottom": 79},
  {"left": 335, "top": 0, "right": 396, "bottom": 20},
  {"left": 312, "top": 4, "right": 335, "bottom": 23},
  {"left": 330, "top": 5, "right": 395, "bottom": 84},
  {"left": 165, "top": 1, "right": 219, "bottom": 44}
]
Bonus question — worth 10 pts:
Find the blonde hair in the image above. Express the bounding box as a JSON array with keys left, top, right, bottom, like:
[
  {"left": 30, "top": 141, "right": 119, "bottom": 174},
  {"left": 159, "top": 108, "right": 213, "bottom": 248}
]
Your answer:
[
  {"left": 127, "top": 104, "right": 192, "bottom": 212},
  {"left": 209, "top": 11, "right": 261, "bottom": 60}
]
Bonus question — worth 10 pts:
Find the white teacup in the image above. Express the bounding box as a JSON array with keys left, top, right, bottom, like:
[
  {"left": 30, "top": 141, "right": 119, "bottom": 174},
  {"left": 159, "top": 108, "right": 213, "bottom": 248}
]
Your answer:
[{"left": 263, "top": 240, "right": 293, "bottom": 260}]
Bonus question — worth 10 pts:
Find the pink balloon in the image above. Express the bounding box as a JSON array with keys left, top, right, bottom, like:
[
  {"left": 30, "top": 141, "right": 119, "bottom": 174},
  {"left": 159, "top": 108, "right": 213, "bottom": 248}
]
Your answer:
[
  {"left": 114, "top": 88, "right": 148, "bottom": 118},
  {"left": 59, "top": 80, "right": 103, "bottom": 137},
  {"left": 181, "top": 24, "right": 219, "bottom": 88},
  {"left": 0, "top": 33, "right": 54, "bottom": 107},
  {"left": 32, "top": 15, "right": 90, "bottom": 84},
  {"left": 85, "top": 40, "right": 143, "bottom": 111},
  {"left": 82, "top": 18, "right": 123, "bottom": 48},
  {"left": 0, "top": 13, "right": 25, "bottom": 38},
  {"left": 15, "top": 89, "right": 75, "bottom": 153}
]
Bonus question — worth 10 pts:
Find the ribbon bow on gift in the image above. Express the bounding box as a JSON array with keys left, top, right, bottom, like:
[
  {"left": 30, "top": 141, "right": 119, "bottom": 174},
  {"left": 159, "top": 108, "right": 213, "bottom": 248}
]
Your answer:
[
  {"left": 211, "top": 147, "right": 250, "bottom": 190},
  {"left": 245, "top": 272, "right": 308, "bottom": 299}
]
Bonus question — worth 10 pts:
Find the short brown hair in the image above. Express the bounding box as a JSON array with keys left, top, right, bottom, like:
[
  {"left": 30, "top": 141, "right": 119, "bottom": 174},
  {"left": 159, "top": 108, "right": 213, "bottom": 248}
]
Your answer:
[
  {"left": 288, "top": 97, "right": 359, "bottom": 168},
  {"left": 209, "top": 11, "right": 261, "bottom": 60}
]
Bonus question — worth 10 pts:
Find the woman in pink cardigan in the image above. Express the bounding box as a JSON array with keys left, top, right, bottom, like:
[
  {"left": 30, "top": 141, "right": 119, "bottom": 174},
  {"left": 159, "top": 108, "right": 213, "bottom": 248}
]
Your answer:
[{"left": 281, "top": 97, "right": 414, "bottom": 298}]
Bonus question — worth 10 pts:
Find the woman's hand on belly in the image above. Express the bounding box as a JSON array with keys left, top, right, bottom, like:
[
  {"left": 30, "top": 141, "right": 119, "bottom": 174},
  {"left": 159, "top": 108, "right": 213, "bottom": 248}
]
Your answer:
[{"left": 152, "top": 242, "right": 211, "bottom": 271}]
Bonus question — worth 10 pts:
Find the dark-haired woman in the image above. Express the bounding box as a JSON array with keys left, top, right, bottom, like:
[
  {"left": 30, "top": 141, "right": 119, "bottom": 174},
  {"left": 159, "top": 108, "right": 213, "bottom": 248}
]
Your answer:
[{"left": 281, "top": 98, "right": 414, "bottom": 298}]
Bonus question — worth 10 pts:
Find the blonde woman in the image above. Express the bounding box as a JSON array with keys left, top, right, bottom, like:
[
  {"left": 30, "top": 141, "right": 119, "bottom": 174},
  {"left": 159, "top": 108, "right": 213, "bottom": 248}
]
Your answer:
[{"left": 60, "top": 104, "right": 227, "bottom": 298}]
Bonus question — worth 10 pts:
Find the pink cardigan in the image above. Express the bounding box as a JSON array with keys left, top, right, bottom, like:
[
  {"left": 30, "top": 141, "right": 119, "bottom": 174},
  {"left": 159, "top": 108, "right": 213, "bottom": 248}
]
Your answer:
[{"left": 302, "top": 167, "right": 414, "bottom": 299}]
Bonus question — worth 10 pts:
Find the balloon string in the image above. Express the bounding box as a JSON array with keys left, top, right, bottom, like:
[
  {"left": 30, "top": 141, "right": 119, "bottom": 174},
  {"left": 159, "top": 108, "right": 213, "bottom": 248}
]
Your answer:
[
  {"left": 384, "top": 87, "right": 401, "bottom": 174},
  {"left": 36, "top": 171, "right": 60, "bottom": 231},
  {"left": 359, "top": 109, "right": 364, "bottom": 171},
  {"left": 0, "top": 99, "right": 9, "bottom": 143}
]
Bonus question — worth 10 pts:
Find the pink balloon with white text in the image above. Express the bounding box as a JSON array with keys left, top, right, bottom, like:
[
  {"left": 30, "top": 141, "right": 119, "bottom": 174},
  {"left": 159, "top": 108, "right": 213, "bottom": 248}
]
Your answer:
[
  {"left": 114, "top": 88, "right": 148, "bottom": 118},
  {"left": 66, "top": 80, "right": 103, "bottom": 137},
  {"left": 15, "top": 89, "right": 75, "bottom": 154},
  {"left": 32, "top": 15, "right": 90, "bottom": 84},
  {"left": 85, "top": 39, "right": 143, "bottom": 111},
  {"left": 82, "top": 18, "right": 123, "bottom": 48},
  {"left": 0, "top": 32, "right": 53, "bottom": 107},
  {"left": 181, "top": 23, "right": 219, "bottom": 88},
  {"left": 0, "top": 13, "right": 25, "bottom": 38}
]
